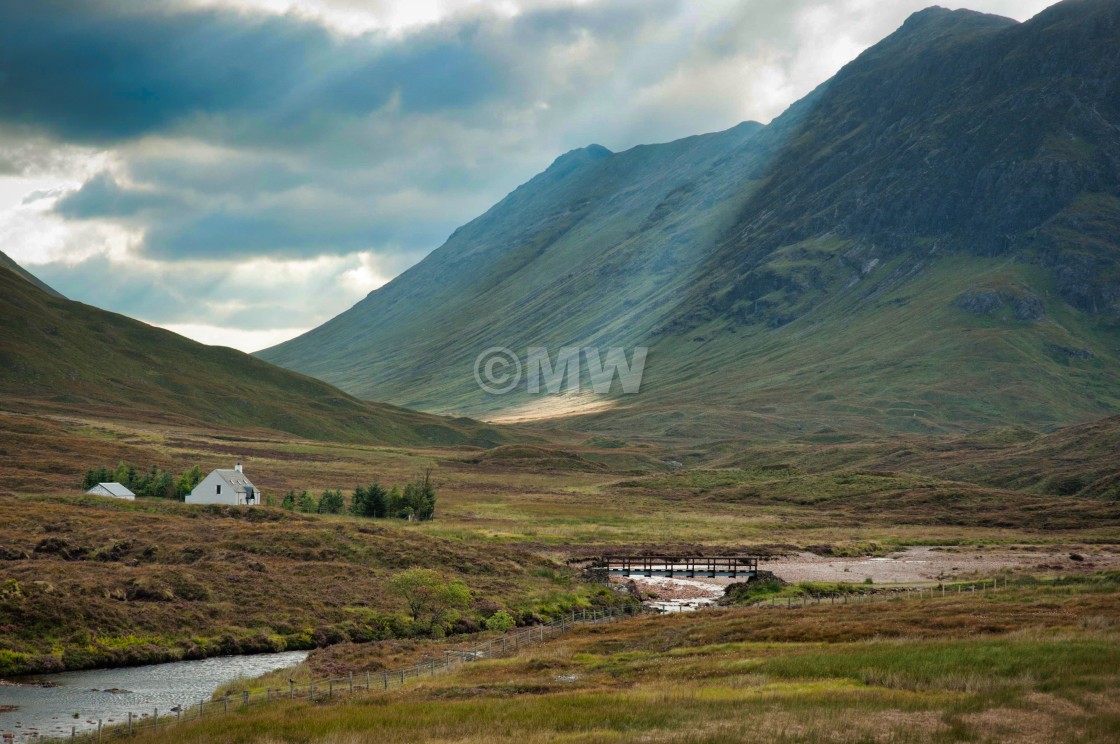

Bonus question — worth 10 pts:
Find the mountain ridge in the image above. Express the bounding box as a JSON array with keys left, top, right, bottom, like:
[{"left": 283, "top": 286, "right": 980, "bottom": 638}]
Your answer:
[
  {"left": 0, "top": 248, "right": 62, "bottom": 298},
  {"left": 259, "top": 0, "right": 1120, "bottom": 437}
]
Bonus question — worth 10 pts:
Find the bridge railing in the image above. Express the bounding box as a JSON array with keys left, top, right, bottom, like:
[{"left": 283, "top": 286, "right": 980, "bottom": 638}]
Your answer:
[{"left": 596, "top": 555, "right": 760, "bottom": 578}]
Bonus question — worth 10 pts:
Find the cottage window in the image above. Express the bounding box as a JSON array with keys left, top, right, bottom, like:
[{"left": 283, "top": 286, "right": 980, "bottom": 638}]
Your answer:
[{"left": 216, "top": 484, "right": 222, "bottom": 495}]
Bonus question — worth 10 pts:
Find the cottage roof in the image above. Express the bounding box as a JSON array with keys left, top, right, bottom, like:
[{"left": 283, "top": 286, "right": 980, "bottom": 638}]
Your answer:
[
  {"left": 96, "top": 482, "right": 135, "bottom": 497},
  {"left": 213, "top": 469, "right": 256, "bottom": 492}
]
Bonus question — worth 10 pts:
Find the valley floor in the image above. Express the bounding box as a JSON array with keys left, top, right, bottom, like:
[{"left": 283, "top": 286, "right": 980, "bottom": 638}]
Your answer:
[{"left": 1, "top": 408, "right": 1118, "bottom": 741}]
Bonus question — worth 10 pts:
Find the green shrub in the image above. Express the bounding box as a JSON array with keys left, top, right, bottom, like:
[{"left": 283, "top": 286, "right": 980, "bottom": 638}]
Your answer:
[
  {"left": 485, "top": 610, "right": 516, "bottom": 632},
  {"left": 0, "top": 649, "right": 30, "bottom": 676}
]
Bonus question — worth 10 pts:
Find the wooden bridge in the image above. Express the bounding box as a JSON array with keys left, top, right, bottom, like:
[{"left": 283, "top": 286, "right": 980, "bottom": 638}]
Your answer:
[{"left": 593, "top": 555, "right": 759, "bottom": 579}]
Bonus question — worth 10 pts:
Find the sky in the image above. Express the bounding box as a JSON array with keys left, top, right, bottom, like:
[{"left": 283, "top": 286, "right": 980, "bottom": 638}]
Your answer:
[{"left": 0, "top": 0, "right": 1055, "bottom": 352}]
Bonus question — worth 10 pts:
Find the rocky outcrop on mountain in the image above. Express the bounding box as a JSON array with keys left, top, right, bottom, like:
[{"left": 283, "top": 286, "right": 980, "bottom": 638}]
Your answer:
[{"left": 954, "top": 286, "right": 1045, "bottom": 321}]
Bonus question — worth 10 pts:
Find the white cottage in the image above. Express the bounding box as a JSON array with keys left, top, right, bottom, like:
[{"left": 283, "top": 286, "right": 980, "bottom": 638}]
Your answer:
[
  {"left": 86, "top": 482, "right": 136, "bottom": 500},
  {"left": 185, "top": 463, "right": 260, "bottom": 506}
]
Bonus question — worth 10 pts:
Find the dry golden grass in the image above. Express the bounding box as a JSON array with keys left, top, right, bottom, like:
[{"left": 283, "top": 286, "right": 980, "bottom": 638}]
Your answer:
[{"left": 126, "top": 580, "right": 1120, "bottom": 743}]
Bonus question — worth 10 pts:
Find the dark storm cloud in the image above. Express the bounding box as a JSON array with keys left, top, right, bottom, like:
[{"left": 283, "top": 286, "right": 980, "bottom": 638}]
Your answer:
[
  {"left": 53, "top": 159, "right": 459, "bottom": 259},
  {"left": 0, "top": 0, "right": 505, "bottom": 144},
  {"left": 9, "top": 0, "right": 685, "bottom": 263},
  {"left": 55, "top": 174, "right": 179, "bottom": 218}
]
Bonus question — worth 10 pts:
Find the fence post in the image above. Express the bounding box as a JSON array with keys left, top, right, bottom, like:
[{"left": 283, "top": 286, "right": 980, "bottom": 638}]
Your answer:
[
  {"left": 310, "top": 682, "right": 314, "bottom": 701},
  {"left": 97, "top": 720, "right": 102, "bottom": 742},
  {"left": 349, "top": 671, "right": 354, "bottom": 694},
  {"left": 290, "top": 680, "right": 295, "bottom": 700},
  {"left": 200, "top": 700, "right": 205, "bottom": 718},
  {"left": 243, "top": 690, "right": 249, "bottom": 706},
  {"left": 329, "top": 679, "right": 333, "bottom": 698},
  {"left": 128, "top": 712, "right": 133, "bottom": 734},
  {"left": 223, "top": 695, "right": 229, "bottom": 713},
  {"left": 71, "top": 725, "right": 75, "bottom": 743},
  {"left": 384, "top": 672, "right": 389, "bottom": 690},
  {"left": 154, "top": 708, "right": 158, "bottom": 734},
  {"left": 366, "top": 670, "right": 371, "bottom": 691}
]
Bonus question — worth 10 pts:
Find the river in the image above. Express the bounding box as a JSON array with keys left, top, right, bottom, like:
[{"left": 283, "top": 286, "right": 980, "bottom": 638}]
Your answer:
[{"left": 0, "top": 650, "right": 308, "bottom": 742}]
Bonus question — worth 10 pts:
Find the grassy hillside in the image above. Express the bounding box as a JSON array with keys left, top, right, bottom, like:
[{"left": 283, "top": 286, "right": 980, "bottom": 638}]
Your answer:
[
  {"left": 0, "top": 261, "right": 505, "bottom": 446},
  {"left": 699, "top": 413, "right": 1120, "bottom": 503},
  {"left": 875, "top": 415, "right": 1120, "bottom": 499},
  {"left": 581, "top": 255, "right": 1120, "bottom": 438},
  {"left": 258, "top": 0, "right": 1120, "bottom": 438},
  {"left": 0, "top": 494, "right": 606, "bottom": 676}
]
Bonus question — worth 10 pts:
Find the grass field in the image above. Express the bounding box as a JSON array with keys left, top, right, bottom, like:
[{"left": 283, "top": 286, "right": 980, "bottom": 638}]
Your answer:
[
  {"left": 3, "top": 406, "right": 1119, "bottom": 677},
  {"left": 124, "top": 576, "right": 1120, "bottom": 743}
]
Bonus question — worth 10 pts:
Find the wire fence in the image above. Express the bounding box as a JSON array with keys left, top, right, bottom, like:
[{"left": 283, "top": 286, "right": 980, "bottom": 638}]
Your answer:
[
  {"left": 49, "top": 605, "right": 645, "bottom": 743},
  {"left": 743, "top": 577, "right": 1004, "bottom": 610}
]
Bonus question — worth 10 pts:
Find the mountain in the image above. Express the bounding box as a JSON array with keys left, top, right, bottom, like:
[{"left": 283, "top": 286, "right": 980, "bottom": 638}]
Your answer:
[
  {"left": 260, "top": 0, "right": 1120, "bottom": 437},
  {"left": 0, "top": 249, "right": 62, "bottom": 298},
  {"left": 0, "top": 258, "right": 504, "bottom": 446}
]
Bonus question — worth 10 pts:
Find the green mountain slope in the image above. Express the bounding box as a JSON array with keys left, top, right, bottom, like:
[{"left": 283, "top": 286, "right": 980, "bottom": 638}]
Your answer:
[
  {"left": 260, "top": 117, "right": 801, "bottom": 408},
  {"left": 260, "top": 0, "right": 1120, "bottom": 437},
  {"left": 0, "top": 260, "right": 504, "bottom": 446}
]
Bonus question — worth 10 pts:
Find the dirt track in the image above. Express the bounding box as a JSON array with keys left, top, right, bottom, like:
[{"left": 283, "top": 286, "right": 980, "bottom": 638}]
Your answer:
[{"left": 765, "top": 545, "right": 1120, "bottom": 585}]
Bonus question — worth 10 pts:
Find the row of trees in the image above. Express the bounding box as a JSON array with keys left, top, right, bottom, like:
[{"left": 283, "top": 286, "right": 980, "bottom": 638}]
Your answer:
[
  {"left": 351, "top": 471, "right": 437, "bottom": 521},
  {"left": 81, "top": 462, "right": 203, "bottom": 500},
  {"left": 279, "top": 473, "right": 436, "bottom": 520},
  {"left": 280, "top": 488, "right": 344, "bottom": 514}
]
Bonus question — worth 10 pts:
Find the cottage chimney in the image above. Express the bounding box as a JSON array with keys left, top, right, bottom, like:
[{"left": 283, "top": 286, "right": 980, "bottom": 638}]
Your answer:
[{"left": 235, "top": 462, "right": 243, "bottom": 473}]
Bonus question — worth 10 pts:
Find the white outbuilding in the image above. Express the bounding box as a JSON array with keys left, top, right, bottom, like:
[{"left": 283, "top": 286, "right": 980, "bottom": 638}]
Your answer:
[
  {"left": 86, "top": 482, "right": 136, "bottom": 500},
  {"left": 185, "top": 463, "right": 260, "bottom": 506}
]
